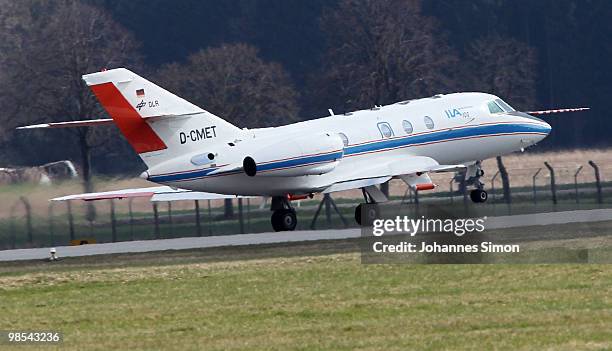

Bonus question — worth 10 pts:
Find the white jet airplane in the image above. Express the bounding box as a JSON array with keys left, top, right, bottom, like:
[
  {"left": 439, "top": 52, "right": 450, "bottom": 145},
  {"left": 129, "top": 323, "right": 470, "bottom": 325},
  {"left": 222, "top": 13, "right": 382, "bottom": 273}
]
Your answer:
[{"left": 20, "top": 68, "right": 582, "bottom": 231}]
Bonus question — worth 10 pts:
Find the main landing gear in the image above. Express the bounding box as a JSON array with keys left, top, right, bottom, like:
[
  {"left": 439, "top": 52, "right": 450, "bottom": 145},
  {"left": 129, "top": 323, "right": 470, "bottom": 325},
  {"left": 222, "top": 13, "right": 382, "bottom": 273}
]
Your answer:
[
  {"left": 270, "top": 196, "right": 297, "bottom": 231},
  {"left": 466, "top": 161, "right": 488, "bottom": 203},
  {"left": 354, "top": 188, "right": 381, "bottom": 226},
  {"left": 354, "top": 204, "right": 380, "bottom": 226}
]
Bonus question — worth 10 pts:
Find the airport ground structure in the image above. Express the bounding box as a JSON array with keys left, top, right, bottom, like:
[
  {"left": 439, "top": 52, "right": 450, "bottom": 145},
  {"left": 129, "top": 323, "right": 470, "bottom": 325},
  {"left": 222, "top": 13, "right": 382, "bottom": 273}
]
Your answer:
[{"left": 1, "top": 155, "right": 611, "bottom": 250}]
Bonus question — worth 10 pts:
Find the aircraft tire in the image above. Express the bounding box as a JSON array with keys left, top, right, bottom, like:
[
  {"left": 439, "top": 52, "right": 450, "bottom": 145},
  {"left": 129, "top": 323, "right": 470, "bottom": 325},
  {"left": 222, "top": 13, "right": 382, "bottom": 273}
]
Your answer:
[
  {"left": 470, "top": 189, "right": 488, "bottom": 203},
  {"left": 355, "top": 204, "right": 379, "bottom": 226},
  {"left": 271, "top": 209, "right": 297, "bottom": 231}
]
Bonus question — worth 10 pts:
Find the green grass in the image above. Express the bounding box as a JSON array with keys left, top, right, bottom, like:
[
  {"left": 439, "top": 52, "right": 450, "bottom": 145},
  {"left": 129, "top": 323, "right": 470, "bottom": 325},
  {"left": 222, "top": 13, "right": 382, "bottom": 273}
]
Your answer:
[{"left": 1, "top": 246, "right": 611, "bottom": 350}]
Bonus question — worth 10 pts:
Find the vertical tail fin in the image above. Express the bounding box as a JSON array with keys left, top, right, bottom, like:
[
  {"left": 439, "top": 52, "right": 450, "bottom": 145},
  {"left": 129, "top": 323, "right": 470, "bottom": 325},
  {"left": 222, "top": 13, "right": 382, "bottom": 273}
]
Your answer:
[{"left": 82, "top": 68, "right": 241, "bottom": 168}]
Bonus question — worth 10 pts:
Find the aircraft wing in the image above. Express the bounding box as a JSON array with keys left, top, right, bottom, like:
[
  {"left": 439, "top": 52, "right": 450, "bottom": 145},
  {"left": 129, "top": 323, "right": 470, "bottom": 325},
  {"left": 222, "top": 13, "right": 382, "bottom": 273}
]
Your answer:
[
  {"left": 340, "top": 155, "right": 463, "bottom": 180},
  {"left": 323, "top": 156, "right": 465, "bottom": 194},
  {"left": 51, "top": 186, "right": 247, "bottom": 202}
]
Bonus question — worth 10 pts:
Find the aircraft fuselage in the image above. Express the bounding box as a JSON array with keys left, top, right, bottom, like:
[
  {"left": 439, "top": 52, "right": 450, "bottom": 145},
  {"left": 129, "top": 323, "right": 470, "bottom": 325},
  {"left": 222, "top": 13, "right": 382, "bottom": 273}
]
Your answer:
[{"left": 146, "top": 92, "right": 551, "bottom": 196}]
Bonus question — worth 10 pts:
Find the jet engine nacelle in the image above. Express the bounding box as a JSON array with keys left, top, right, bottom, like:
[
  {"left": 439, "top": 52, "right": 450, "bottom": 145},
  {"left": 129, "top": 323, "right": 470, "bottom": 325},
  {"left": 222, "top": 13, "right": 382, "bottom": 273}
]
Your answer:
[{"left": 243, "top": 133, "right": 344, "bottom": 177}]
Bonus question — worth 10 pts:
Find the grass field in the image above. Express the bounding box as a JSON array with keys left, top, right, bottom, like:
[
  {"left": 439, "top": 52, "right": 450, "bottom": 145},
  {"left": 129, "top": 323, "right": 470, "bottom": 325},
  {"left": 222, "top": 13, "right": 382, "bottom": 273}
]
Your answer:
[{"left": 1, "top": 243, "right": 612, "bottom": 350}]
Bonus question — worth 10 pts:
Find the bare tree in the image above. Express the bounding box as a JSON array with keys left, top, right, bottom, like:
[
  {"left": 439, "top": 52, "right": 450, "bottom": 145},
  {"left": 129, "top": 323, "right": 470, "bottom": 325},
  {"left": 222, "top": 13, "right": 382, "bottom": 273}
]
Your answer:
[
  {"left": 156, "top": 43, "right": 299, "bottom": 128},
  {"left": 0, "top": 0, "right": 141, "bottom": 218},
  {"left": 466, "top": 35, "right": 538, "bottom": 203},
  {"left": 466, "top": 35, "right": 537, "bottom": 110},
  {"left": 313, "top": 0, "right": 460, "bottom": 112},
  {"left": 0, "top": 0, "right": 35, "bottom": 141},
  {"left": 156, "top": 43, "right": 299, "bottom": 217}
]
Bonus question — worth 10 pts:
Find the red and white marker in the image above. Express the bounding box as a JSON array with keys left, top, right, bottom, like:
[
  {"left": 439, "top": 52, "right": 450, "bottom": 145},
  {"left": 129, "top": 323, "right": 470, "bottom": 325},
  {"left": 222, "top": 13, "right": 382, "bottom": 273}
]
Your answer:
[{"left": 526, "top": 107, "right": 590, "bottom": 115}]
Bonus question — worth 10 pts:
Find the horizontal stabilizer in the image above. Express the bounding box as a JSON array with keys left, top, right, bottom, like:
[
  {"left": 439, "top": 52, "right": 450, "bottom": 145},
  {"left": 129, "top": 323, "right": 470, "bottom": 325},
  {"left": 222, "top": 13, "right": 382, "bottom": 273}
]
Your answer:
[
  {"left": 17, "top": 119, "right": 114, "bottom": 129},
  {"left": 16, "top": 112, "right": 205, "bottom": 130}
]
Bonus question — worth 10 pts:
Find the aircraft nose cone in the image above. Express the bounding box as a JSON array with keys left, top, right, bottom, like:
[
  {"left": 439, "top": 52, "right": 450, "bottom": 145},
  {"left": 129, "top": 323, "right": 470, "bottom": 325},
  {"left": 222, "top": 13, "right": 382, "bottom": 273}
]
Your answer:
[{"left": 541, "top": 120, "right": 552, "bottom": 135}]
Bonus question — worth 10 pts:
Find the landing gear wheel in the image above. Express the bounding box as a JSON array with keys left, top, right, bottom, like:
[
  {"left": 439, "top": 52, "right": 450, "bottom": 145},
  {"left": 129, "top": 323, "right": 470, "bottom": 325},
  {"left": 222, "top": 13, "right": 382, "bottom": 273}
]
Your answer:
[
  {"left": 470, "top": 189, "right": 488, "bottom": 203},
  {"left": 355, "top": 204, "right": 380, "bottom": 226},
  {"left": 271, "top": 209, "right": 297, "bottom": 231}
]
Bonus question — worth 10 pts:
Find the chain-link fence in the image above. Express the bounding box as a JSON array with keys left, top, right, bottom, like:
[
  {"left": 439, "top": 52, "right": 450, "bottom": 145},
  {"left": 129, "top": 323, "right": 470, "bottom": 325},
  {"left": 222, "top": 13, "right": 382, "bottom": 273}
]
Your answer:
[{"left": 1, "top": 161, "right": 611, "bottom": 250}]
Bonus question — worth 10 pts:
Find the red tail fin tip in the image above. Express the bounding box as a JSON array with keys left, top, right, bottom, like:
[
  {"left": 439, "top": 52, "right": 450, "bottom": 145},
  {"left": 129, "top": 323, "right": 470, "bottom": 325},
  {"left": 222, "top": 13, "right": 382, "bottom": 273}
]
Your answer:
[{"left": 89, "top": 82, "right": 167, "bottom": 154}]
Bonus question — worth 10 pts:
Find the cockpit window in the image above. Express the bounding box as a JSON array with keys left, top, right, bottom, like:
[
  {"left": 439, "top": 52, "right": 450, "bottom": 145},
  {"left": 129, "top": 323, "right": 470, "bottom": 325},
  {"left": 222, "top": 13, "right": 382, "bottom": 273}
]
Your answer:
[
  {"left": 487, "top": 101, "right": 504, "bottom": 114},
  {"left": 495, "top": 99, "right": 515, "bottom": 112}
]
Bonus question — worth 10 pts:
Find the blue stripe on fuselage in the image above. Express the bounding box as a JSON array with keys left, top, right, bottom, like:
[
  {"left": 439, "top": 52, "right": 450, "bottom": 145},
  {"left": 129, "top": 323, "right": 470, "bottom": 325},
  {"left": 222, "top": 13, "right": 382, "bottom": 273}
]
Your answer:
[
  {"left": 256, "top": 150, "right": 344, "bottom": 173},
  {"left": 149, "top": 167, "right": 219, "bottom": 182},
  {"left": 149, "top": 150, "right": 343, "bottom": 182},
  {"left": 344, "top": 123, "right": 549, "bottom": 155},
  {"left": 149, "top": 123, "right": 549, "bottom": 183}
]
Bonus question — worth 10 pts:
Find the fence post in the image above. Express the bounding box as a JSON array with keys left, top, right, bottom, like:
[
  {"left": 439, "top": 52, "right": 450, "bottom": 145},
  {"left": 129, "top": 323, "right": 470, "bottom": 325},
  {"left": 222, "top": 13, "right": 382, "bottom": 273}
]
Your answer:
[
  {"left": 20, "top": 197, "right": 33, "bottom": 245},
  {"left": 544, "top": 162, "right": 557, "bottom": 204},
  {"left": 9, "top": 202, "right": 18, "bottom": 249},
  {"left": 247, "top": 198, "right": 251, "bottom": 232},
  {"left": 238, "top": 198, "right": 245, "bottom": 234},
  {"left": 574, "top": 165, "right": 583, "bottom": 204},
  {"left": 311, "top": 194, "right": 347, "bottom": 229},
  {"left": 532, "top": 168, "right": 542, "bottom": 204},
  {"left": 67, "top": 201, "right": 75, "bottom": 241},
  {"left": 381, "top": 181, "right": 389, "bottom": 198},
  {"left": 207, "top": 200, "right": 213, "bottom": 236},
  {"left": 491, "top": 171, "right": 500, "bottom": 204},
  {"left": 48, "top": 202, "right": 55, "bottom": 247},
  {"left": 195, "top": 200, "right": 202, "bottom": 237},
  {"left": 152, "top": 202, "right": 160, "bottom": 239},
  {"left": 167, "top": 202, "right": 173, "bottom": 236},
  {"left": 110, "top": 199, "right": 117, "bottom": 242},
  {"left": 588, "top": 160, "right": 603, "bottom": 204},
  {"left": 401, "top": 188, "right": 411, "bottom": 204},
  {"left": 324, "top": 194, "right": 332, "bottom": 226},
  {"left": 128, "top": 198, "right": 134, "bottom": 241}
]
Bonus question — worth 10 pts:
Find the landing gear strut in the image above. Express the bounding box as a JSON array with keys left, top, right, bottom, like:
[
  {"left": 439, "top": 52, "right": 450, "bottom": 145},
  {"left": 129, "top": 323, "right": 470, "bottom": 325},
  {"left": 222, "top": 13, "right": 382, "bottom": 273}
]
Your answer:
[
  {"left": 466, "top": 161, "right": 488, "bottom": 203},
  {"left": 270, "top": 196, "right": 297, "bottom": 231}
]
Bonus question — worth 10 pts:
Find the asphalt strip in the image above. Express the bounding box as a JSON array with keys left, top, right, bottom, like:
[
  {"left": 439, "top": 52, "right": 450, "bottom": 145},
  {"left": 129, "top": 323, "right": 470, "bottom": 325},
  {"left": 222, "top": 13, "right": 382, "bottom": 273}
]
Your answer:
[{"left": 1, "top": 208, "right": 611, "bottom": 262}]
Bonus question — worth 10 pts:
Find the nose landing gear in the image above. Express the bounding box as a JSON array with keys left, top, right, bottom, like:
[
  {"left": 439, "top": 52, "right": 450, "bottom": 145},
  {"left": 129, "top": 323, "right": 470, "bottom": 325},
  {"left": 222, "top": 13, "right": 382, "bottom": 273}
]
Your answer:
[
  {"left": 470, "top": 188, "right": 488, "bottom": 203},
  {"left": 465, "top": 161, "right": 488, "bottom": 203}
]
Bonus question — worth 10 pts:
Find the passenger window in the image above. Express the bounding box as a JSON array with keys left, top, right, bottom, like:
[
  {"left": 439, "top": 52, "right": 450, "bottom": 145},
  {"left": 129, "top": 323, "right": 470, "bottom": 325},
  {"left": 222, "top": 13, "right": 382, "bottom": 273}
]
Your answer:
[
  {"left": 488, "top": 101, "right": 504, "bottom": 114},
  {"left": 423, "top": 116, "right": 435, "bottom": 129},
  {"left": 338, "top": 132, "right": 349, "bottom": 147},
  {"left": 402, "top": 120, "right": 413, "bottom": 134},
  {"left": 377, "top": 122, "right": 394, "bottom": 138}
]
